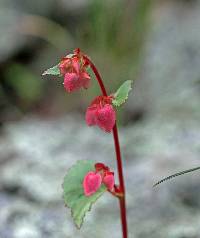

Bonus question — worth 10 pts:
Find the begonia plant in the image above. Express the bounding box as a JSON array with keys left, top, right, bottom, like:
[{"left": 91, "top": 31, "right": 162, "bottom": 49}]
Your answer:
[{"left": 43, "top": 48, "right": 132, "bottom": 238}]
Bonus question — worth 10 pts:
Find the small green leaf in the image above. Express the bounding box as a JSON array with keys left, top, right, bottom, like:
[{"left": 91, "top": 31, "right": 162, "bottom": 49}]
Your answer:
[
  {"left": 66, "top": 53, "right": 74, "bottom": 58},
  {"left": 112, "top": 80, "right": 132, "bottom": 107},
  {"left": 63, "top": 160, "right": 106, "bottom": 229},
  {"left": 42, "top": 64, "right": 60, "bottom": 76}
]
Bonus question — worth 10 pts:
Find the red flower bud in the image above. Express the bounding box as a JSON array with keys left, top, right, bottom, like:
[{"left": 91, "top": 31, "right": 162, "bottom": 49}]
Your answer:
[
  {"left": 103, "top": 172, "right": 115, "bottom": 191},
  {"left": 83, "top": 163, "right": 115, "bottom": 196},
  {"left": 85, "top": 96, "right": 116, "bottom": 133},
  {"left": 63, "top": 71, "right": 90, "bottom": 92},
  {"left": 95, "top": 163, "right": 109, "bottom": 172},
  {"left": 83, "top": 172, "right": 102, "bottom": 197},
  {"left": 59, "top": 50, "right": 90, "bottom": 92}
]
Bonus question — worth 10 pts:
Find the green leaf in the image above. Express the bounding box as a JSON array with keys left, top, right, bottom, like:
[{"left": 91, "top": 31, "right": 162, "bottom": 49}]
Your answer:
[
  {"left": 42, "top": 64, "right": 60, "bottom": 76},
  {"left": 112, "top": 80, "right": 132, "bottom": 107},
  {"left": 63, "top": 160, "right": 106, "bottom": 229},
  {"left": 66, "top": 53, "right": 74, "bottom": 58},
  {"left": 5, "top": 64, "right": 43, "bottom": 103}
]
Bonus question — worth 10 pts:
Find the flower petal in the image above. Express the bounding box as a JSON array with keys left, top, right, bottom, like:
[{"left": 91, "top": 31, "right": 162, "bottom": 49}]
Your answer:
[
  {"left": 96, "top": 104, "right": 116, "bottom": 132},
  {"left": 103, "top": 173, "right": 115, "bottom": 191},
  {"left": 85, "top": 105, "right": 98, "bottom": 126},
  {"left": 83, "top": 172, "right": 102, "bottom": 197},
  {"left": 63, "top": 73, "right": 81, "bottom": 92}
]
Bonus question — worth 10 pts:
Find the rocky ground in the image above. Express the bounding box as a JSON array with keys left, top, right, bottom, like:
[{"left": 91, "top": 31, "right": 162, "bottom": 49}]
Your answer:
[
  {"left": 0, "top": 112, "right": 199, "bottom": 238},
  {"left": 0, "top": 0, "right": 200, "bottom": 237}
]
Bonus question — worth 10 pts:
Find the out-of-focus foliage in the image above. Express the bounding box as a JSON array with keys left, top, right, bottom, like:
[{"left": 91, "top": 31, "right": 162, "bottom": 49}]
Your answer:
[
  {"left": 5, "top": 64, "right": 43, "bottom": 107},
  {"left": 0, "top": 0, "right": 152, "bottom": 122},
  {"left": 80, "top": 0, "right": 151, "bottom": 57}
]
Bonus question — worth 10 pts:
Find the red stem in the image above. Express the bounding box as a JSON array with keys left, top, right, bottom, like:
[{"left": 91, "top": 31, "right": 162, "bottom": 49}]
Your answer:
[
  {"left": 83, "top": 55, "right": 128, "bottom": 238},
  {"left": 112, "top": 124, "right": 128, "bottom": 238}
]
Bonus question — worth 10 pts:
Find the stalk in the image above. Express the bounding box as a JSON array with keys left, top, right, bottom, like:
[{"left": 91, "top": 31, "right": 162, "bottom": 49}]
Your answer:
[{"left": 83, "top": 55, "right": 128, "bottom": 238}]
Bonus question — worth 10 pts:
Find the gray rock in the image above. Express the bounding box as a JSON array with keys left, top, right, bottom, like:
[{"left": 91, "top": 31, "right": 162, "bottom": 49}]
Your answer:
[
  {"left": 0, "top": 112, "right": 199, "bottom": 237},
  {"left": 129, "top": 0, "right": 200, "bottom": 121}
]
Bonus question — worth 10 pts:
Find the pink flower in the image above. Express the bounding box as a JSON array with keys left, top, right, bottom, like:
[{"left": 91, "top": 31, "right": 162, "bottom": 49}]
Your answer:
[
  {"left": 103, "top": 172, "right": 115, "bottom": 191},
  {"left": 59, "top": 57, "right": 73, "bottom": 75},
  {"left": 63, "top": 71, "right": 90, "bottom": 92},
  {"left": 83, "top": 163, "right": 115, "bottom": 197},
  {"left": 85, "top": 96, "right": 116, "bottom": 133},
  {"left": 59, "top": 50, "right": 90, "bottom": 92},
  {"left": 95, "top": 163, "right": 109, "bottom": 172},
  {"left": 83, "top": 172, "right": 102, "bottom": 196}
]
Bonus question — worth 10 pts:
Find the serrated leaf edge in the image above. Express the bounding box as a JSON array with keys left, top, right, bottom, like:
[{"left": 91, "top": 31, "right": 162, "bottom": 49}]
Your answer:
[
  {"left": 42, "top": 64, "right": 60, "bottom": 76},
  {"left": 62, "top": 160, "right": 106, "bottom": 229},
  {"left": 112, "top": 80, "right": 132, "bottom": 107}
]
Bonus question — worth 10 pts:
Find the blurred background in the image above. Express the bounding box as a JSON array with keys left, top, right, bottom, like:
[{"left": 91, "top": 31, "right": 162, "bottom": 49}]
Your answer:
[{"left": 0, "top": 0, "right": 200, "bottom": 237}]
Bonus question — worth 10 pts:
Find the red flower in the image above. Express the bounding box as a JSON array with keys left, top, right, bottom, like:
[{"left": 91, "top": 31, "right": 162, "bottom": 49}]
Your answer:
[
  {"left": 83, "top": 163, "right": 115, "bottom": 197},
  {"left": 103, "top": 172, "right": 115, "bottom": 191},
  {"left": 85, "top": 96, "right": 116, "bottom": 133},
  {"left": 95, "top": 163, "right": 109, "bottom": 172},
  {"left": 59, "top": 49, "right": 90, "bottom": 92},
  {"left": 83, "top": 171, "right": 102, "bottom": 196}
]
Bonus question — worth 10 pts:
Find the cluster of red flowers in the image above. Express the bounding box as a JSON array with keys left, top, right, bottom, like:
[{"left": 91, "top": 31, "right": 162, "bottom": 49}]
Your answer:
[
  {"left": 83, "top": 163, "right": 115, "bottom": 196},
  {"left": 85, "top": 96, "right": 116, "bottom": 132},
  {"left": 59, "top": 49, "right": 116, "bottom": 133},
  {"left": 59, "top": 49, "right": 90, "bottom": 92},
  {"left": 58, "top": 49, "right": 117, "bottom": 196}
]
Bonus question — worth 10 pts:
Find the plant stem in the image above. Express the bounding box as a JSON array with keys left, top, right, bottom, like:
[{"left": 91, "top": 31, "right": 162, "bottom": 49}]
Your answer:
[
  {"left": 83, "top": 55, "right": 128, "bottom": 238},
  {"left": 113, "top": 124, "right": 128, "bottom": 238},
  {"left": 83, "top": 55, "right": 107, "bottom": 96}
]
